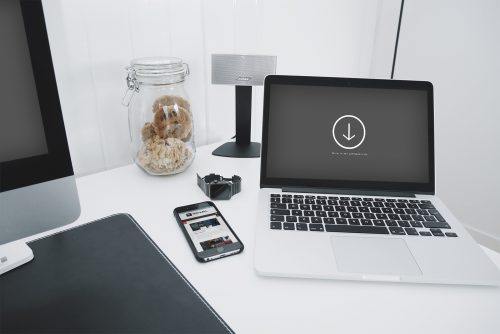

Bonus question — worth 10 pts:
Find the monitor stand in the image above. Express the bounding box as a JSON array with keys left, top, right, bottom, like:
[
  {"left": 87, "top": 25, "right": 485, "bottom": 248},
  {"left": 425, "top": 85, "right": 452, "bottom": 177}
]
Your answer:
[
  {"left": 0, "top": 242, "right": 33, "bottom": 275},
  {"left": 212, "top": 86, "right": 261, "bottom": 158}
]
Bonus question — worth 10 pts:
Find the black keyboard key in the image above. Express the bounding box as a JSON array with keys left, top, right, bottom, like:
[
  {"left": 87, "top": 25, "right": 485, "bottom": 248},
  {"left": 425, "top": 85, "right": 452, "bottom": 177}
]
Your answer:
[
  {"left": 325, "top": 224, "right": 389, "bottom": 234},
  {"left": 282, "top": 198, "right": 292, "bottom": 204},
  {"left": 299, "top": 216, "right": 310, "bottom": 223},
  {"left": 361, "top": 201, "right": 373, "bottom": 207},
  {"left": 359, "top": 207, "right": 370, "bottom": 213},
  {"left": 347, "top": 206, "right": 358, "bottom": 212},
  {"left": 340, "top": 212, "right": 351, "bottom": 218},
  {"left": 324, "top": 218, "right": 335, "bottom": 224},
  {"left": 416, "top": 209, "right": 427, "bottom": 215},
  {"left": 412, "top": 215, "right": 424, "bottom": 221},
  {"left": 370, "top": 207, "right": 382, "bottom": 213},
  {"left": 364, "top": 213, "right": 376, "bottom": 219},
  {"left": 305, "top": 195, "right": 316, "bottom": 199},
  {"left": 405, "top": 208, "right": 417, "bottom": 214},
  {"left": 317, "top": 196, "right": 327, "bottom": 199},
  {"left": 293, "top": 198, "right": 304, "bottom": 204},
  {"left": 405, "top": 228, "right": 419, "bottom": 235},
  {"left": 363, "top": 197, "right": 374, "bottom": 201},
  {"left": 409, "top": 200, "right": 419, "bottom": 203},
  {"left": 373, "top": 202, "right": 385, "bottom": 208},
  {"left": 352, "top": 197, "right": 362, "bottom": 201},
  {"left": 286, "top": 216, "right": 298, "bottom": 223},
  {"left": 304, "top": 211, "right": 315, "bottom": 217},
  {"left": 398, "top": 221, "right": 410, "bottom": 227},
  {"left": 316, "top": 211, "right": 327, "bottom": 217},
  {"left": 270, "top": 198, "right": 280, "bottom": 203},
  {"left": 288, "top": 204, "right": 299, "bottom": 209},
  {"left": 375, "top": 198, "right": 385, "bottom": 202},
  {"left": 327, "top": 200, "right": 338, "bottom": 205},
  {"left": 352, "top": 213, "right": 363, "bottom": 218},
  {"left": 271, "top": 203, "right": 287, "bottom": 209},
  {"left": 394, "top": 209, "right": 405, "bottom": 214},
  {"left": 271, "top": 215, "right": 285, "bottom": 222},
  {"left": 328, "top": 211, "right": 340, "bottom": 218},
  {"left": 283, "top": 222, "right": 295, "bottom": 230},
  {"left": 424, "top": 215, "right": 437, "bottom": 221},
  {"left": 311, "top": 217, "right": 322, "bottom": 224},
  {"left": 407, "top": 203, "right": 419, "bottom": 209},
  {"left": 385, "top": 220, "right": 398, "bottom": 227},
  {"left": 296, "top": 223, "right": 308, "bottom": 231},
  {"left": 396, "top": 203, "right": 407, "bottom": 209},
  {"left": 316, "top": 199, "right": 326, "bottom": 205},
  {"left": 400, "top": 214, "right": 411, "bottom": 220},
  {"left": 420, "top": 231, "right": 432, "bottom": 236},
  {"left": 328, "top": 196, "right": 339, "bottom": 200},
  {"left": 384, "top": 202, "right": 396, "bottom": 208},
  {"left": 420, "top": 200, "right": 431, "bottom": 203},
  {"left": 335, "top": 206, "right": 346, "bottom": 212},
  {"left": 388, "top": 214, "right": 399, "bottom": 220},
  {"left": 373, "top": 220, "right": 385, "bottom": 226},
  {"left": 410, "top": 221, "right": 423, "bottom": 228},
  {"left": 376, "top": 213, "right": 388, "bottom": 219},
  {"left": 389, "top": 226, "right": 405, "bottom": 235},
  {"left": 423, "top": 221, "right": 450, "bottom": 229},
  {"left": 270, "top": 194, "right": 281, "bottom": 197},
  {"left": 350, "top": 201, "right": 361, "bottom": 206},
  {"left": 398, "top": 199, "right": 408, "bottom": 203},
  {"left": 291, "top": 210, "right": 302, "bottom": 216},
  {"left": 335, "top": 218, "right": 348, "bottom": 225},
  {"left": 300, "top": 204, "right": 311, "bottom": 210},
  {"left": 312, "top": 205, "right": 322, "bottom": 210},
  {"left": 271, "top": 209, "right": 290, "bottom": 215},
  {"left": 382, "top": 208, "right": 393, "bottom": 214},
  {"left": 386, "top": 199, "right": 397, "bottom": 203},
  {"left": 305, "top": 199, "right": 315, "bottom": 204},
  {"left": 282, "top": 194, "right": 292, "bottom": 198},
  {"left": 270, "top": 222, "right": 282, "bottom": 230},
  {"left": 294, "top": 194, "right": 304, "bottom": 198},
  {"left": 340, "top": 197, "right": 350, "bottom": 200},
  {"left": 445, "top": 232, "right": 458, "bottom": 237},
  {"left": 430, "top": 228, "right": 444, "bottom": 236},
  {"left": 324, "top": 205, "right": 334, "bottom": 211},
  {"left": 339, "top": 200, "right": 349, "bottom": 206},
  {"left": 348, "top": 219, "right": 360, "bottom": 225},
  {"left": 419, "top": 203, "right": 435, "bottom": 210},
  {"left": 361, "top": 219, "right": 373, "bottom": 225},
  {"left": 309, "top": 224, "right": 324, "bottom": 232}
]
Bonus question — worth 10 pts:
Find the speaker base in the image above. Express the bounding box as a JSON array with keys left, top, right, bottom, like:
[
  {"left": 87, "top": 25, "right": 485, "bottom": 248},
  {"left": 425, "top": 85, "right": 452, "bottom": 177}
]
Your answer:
[{"left": 212, "top": 142, "right": 261, "bottom": 158}]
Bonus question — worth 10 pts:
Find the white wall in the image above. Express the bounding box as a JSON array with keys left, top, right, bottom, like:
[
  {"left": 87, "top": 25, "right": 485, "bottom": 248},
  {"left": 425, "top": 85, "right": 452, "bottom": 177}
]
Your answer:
[
  {"left": 42, "top": 0, "right": 399, "bottom": 176},
  {"left": 395, "top": 0, "right": 500, "bottom": 250}
]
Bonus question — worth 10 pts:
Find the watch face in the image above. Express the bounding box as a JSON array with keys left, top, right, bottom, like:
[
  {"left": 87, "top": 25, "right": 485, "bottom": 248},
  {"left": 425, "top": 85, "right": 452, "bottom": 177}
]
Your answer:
[{"left": 209, "top": 183, "right": 232, "bottom": 200}]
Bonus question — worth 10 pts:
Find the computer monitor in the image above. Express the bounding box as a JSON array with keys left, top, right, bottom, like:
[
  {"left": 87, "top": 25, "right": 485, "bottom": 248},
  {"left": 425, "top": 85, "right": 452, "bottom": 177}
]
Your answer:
[{"left": 0, "top": 0, "right": 80, "bottom": 274}]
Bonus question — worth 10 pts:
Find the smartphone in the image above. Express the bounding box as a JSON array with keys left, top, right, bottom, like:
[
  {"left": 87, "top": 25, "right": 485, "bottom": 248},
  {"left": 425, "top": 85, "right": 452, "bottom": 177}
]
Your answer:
[{"left": 173, "top": 201, "right": 244, "bottom": 262}]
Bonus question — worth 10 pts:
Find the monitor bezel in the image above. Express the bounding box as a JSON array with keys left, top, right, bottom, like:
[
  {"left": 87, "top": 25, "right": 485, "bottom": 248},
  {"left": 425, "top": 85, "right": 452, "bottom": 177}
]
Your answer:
[
  {"left": 260, "top": 75, "right": 435, "bottom": 195},
  {"left": 0, "top": 0, "right": 73, "bottom": 192}
]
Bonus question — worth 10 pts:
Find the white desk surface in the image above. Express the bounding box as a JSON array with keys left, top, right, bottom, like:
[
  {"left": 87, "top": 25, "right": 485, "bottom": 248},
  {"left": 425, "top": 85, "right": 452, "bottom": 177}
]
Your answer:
[{"left": 43, "top": 142, "right": 500, "bottom": 333}]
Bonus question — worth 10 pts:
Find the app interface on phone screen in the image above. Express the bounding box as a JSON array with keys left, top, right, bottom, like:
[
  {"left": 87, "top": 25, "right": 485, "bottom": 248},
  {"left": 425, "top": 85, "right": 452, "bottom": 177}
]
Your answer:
[{"left": 179, "top": 206, "right": 238, "bottom": 253}]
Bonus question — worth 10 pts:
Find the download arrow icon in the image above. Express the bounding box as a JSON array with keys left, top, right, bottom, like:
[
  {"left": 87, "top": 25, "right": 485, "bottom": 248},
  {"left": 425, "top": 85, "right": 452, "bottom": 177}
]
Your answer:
[{"left": 342, "top": 123, "right": 356, "bottom": 141}]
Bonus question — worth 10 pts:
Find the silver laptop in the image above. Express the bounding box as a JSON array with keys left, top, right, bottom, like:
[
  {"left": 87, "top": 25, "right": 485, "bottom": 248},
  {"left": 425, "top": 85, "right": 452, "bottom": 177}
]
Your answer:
[{"left": 254, "top": 75, "right": 500, "bottom": 285}]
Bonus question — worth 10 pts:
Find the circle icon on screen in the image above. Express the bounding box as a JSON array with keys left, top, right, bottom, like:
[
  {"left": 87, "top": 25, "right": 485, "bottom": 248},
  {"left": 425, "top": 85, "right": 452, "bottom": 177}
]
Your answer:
[{"left": 332, "top": 115, "right": 366, "bottom": 150}]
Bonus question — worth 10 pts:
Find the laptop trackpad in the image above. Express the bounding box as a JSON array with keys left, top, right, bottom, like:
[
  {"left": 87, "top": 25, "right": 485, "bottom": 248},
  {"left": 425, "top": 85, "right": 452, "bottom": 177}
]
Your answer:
[{"left": 331, "top": 236, "right": 422, "bottom": 277}]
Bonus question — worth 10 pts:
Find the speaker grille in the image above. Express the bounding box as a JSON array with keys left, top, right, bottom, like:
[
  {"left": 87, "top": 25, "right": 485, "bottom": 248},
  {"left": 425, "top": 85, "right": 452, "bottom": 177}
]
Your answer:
[{"left": 211, "top": 54, "right": 277, "bottom": 86}]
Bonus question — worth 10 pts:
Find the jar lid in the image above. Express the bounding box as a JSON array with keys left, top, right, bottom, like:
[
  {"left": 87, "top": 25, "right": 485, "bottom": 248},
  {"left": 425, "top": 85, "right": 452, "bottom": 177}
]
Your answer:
[{"left": 129, "top": 57, "right": 189, "bottom": 78}]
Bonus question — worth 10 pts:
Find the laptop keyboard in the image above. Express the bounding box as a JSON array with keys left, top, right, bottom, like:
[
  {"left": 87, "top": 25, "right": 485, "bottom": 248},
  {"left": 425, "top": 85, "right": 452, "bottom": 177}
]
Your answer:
[{"left": 269, "top": 193, "right": 458, "bottom": 237}]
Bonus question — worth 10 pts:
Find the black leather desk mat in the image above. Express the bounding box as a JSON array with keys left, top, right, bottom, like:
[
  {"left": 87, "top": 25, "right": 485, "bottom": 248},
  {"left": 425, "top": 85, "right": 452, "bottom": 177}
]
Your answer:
[{"left": 0, "top": 214, "right": 233, "bottom": 333}]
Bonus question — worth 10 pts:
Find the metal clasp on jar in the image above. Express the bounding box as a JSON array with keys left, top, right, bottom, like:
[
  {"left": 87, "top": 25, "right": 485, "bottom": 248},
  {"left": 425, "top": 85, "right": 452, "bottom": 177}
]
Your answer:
[{"left": 122, "top": 67, "right": 139, "bottom": 107}]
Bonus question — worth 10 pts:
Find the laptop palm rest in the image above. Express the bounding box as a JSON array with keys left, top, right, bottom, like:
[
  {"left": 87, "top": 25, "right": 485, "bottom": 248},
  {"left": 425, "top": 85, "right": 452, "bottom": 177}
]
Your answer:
[{"left": 331, "top": 236, "right": 422, "bottom": 278}]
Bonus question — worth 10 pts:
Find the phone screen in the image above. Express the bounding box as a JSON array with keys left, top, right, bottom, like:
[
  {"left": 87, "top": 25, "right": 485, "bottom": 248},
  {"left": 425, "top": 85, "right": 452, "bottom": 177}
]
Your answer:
[{"left": 178, "top": 204, "right": 240, "bottom": 255}]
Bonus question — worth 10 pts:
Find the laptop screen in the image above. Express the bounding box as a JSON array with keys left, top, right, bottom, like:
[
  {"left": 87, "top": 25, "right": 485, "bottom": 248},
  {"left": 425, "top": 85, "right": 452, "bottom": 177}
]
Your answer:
[{"left": 261, "top": 76, "right": 434, "bottom": 194}]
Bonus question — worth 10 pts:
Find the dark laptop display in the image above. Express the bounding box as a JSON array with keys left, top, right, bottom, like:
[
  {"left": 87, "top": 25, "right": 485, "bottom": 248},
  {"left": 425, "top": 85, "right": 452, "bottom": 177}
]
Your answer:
[{"left": 261, "top": 76, "right": 435, "bottom": 194}]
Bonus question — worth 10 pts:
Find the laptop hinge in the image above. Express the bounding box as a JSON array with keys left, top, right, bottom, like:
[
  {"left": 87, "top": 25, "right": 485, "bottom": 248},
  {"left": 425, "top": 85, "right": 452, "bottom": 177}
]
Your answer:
[{"left": 282, "top": 187, "right": 415, "bottom": 198}]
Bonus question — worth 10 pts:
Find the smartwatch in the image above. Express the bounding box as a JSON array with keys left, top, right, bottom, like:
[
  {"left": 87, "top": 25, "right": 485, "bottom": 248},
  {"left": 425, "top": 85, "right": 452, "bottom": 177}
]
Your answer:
[{"left": 197, "top": 173, "right": 241, "bottom": 200}]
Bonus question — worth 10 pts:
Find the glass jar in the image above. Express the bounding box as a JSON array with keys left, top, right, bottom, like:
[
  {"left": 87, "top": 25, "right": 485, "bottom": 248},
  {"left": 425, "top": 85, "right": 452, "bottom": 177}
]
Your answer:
[{"left": 123, "top": 57, "right": 195, "bottom": 175}]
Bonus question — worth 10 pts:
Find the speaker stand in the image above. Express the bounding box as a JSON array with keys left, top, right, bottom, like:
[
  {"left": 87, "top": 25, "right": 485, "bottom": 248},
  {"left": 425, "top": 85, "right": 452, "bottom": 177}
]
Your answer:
[{"left": 212, "top": 86, "right": 261, "bottom": 158}]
